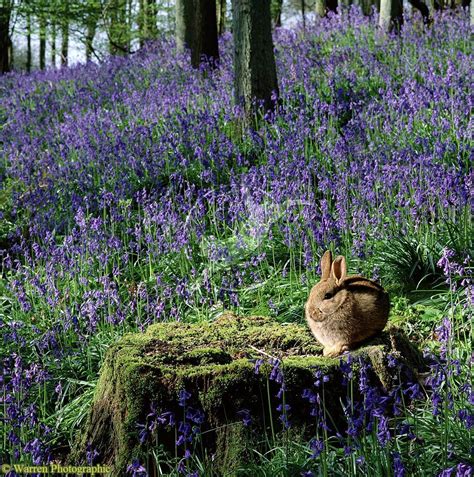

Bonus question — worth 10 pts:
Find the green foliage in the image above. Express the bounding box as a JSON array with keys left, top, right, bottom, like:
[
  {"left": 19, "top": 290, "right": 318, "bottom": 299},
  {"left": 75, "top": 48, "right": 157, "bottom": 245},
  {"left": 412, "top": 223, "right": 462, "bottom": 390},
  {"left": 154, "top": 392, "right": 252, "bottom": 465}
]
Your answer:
[
  {"left": 0, "top": 178, "right": 19, "bottom": 248},
  {"left": 375, "top": 235, "right": 446, "bottom": 290},
  {"left": 372, "top": 214, "right": 473, "bottom": 294}
]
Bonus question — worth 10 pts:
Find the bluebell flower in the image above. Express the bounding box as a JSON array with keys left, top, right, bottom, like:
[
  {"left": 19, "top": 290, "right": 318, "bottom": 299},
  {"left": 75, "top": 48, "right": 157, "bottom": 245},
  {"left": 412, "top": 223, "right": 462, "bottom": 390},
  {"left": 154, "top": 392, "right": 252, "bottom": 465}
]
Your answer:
[
  {"left": 309, "top": 438, "right": 324, "bottom": 459},
  {"left": 237, "top": 409, "right": 252, "bottom": 427},
  {"left": 178, "top": 389, "right": 191, "bottom": 407},
  {"left": 376, "top": 416, "right": 391, "bottom": 447},
  {"left": 127, "top": 459, "right": 147, "bottom": 477},
  {"left": 254, "top": 358, "right": 264, "bottom": 375},
  {"left": 392, "top": 452, "right": 405, "bottom": 477}
]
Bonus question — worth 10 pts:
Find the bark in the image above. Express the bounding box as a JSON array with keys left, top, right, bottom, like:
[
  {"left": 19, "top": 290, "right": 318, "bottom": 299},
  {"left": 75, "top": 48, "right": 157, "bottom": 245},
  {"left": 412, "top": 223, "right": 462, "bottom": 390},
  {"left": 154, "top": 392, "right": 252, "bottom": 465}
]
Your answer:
[
  {"left": 361, "top": 0, "right": 374, "bottom": 14},
  {"left": 176, "top": 0, "right": 219, "bottom": 68},
  {"left": 175, "top": 0, "right": 195, "bottom": 53},
  {"left": 61, "top": 1, "right": 69, "bottom": 66},
  {"left": 272, "top": 0, "right": 283, "bottom": 27},
  {"left": 233, "top": 0, "right": 279, "bottom": 114},
  {"left": 379, "top": 0, "right": 403, "bottom": 32},
  {"left": 196, "top": 0, "right": 219, "bottom": 66},
  {"left": 86, "top": 23, "right": 97, "bottom": 61},
  {"left": 0, "top": 2, "right": 12, "bottom": 73},
  {"left": 168, "top": 0, "right": 172, "bottom": 32},
  {"left": 407, "top": 0, "right": 431, "bottom": 23},
  {"left": 146, "top": 0, "right": 158, "bottom": 39},
  {"left": 217, "top": 0, "right": 226, "bottom": 34},
  {"left": 316, "top": 0, "right": 338, "bottom": 16},
  {"left": 51, "top": 21, "right": 56, "bottom": 68},
  {"left": 128, "top": 0, "right": 133, "bottom": 46},
  {"left": 85, "top": 1, "right": 100, "bottom": 62},
  {"left": 471, "top": 0, "right": 474, "bottom": 26},
  {"left": 26, "top": 10, "right": 31, "bottom": 72},
  {"left": 139, "top": 0, "right": 158, "bottom": 46},
  {"left": 39, "top": 14, "right": 46, "bottom": 69},
  {"left": 301, "top": 0, "right": 306, "bottom": 28},
  {"left": 8, "top": 29, "right": 11, "bottom": 66},
  {"left": 424, "top": 0, "right": 435, "bottom": 14},
  {"left": 138, "top": 0, "right": 145, "bottom": 47},
  {"left": 315, "top": 0, "right": 326, "bottom": 16},
  {"left": 109, "top": 0, "right": 128, "bottom": 55}
]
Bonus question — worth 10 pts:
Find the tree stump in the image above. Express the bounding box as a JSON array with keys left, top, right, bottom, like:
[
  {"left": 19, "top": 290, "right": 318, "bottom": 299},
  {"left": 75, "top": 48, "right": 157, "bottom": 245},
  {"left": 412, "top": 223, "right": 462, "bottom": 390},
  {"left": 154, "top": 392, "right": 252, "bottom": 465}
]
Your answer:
[{"left": 73, "top": 314, "right": 425, "bottom": 475}]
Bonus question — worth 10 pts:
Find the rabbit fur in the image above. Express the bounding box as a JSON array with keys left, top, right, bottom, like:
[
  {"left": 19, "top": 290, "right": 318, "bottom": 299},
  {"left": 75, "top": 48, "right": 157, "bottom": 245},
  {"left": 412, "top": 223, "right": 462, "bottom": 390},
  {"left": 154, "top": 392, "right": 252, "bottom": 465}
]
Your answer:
[{"left": 305, "top": 250, "right": 390, "bottom": 357}]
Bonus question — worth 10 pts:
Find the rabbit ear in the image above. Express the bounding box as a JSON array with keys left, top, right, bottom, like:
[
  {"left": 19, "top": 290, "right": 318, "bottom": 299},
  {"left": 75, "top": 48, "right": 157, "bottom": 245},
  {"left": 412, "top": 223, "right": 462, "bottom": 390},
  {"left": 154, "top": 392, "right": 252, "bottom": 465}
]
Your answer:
[
  {"left": 331, "top": 256, "right": 347, "bottom": 284},
  {"left": 320, "top": 250, "right": 332, "bottom": 279}
]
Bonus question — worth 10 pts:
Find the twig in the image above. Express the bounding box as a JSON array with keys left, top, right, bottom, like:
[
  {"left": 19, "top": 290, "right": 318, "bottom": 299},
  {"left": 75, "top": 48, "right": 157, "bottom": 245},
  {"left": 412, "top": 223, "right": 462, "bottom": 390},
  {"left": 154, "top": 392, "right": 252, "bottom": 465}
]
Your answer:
[{"left": 248, "top": 344, "right": 278, "bottom": 361}]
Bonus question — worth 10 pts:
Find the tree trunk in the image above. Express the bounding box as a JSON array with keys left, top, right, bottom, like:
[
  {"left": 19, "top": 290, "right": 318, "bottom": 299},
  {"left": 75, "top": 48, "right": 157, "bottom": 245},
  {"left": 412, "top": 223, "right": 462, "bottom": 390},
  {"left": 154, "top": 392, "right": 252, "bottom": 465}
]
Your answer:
[
  {"left": 128, "top": 0, "right": 133, "bottom": 47},
  {"left": 233, "top": 0, "right": 279, "bottom": 114},
  {"left": 26, "top": 10, "right": 31, "bottom": 72},
  {"left": 140, "top": 0, "right": 158, "bottom": 46},
  {"left": 109, "top": 0, "right": 128, "bottom": 55},
  {"left": 138, "top": 0, "right": 158, "bottom": 48},
  {"left": 197, "top": 0, "right": 219, "bottom": 66},
  {"left": 61, "top": 0, "right": 69, "bottom": 66},
  {"left": 272, "top": 0, "right": 283, "bottom": 27},
  {"left": 147, "top": 0, "right": 158, "bottom": 39},
  {"left": 407, "top": 0, "right": 431, "bottom": 24},
  {"left": 327, "top": 0, "right": 338, "bottom": 12},
  {"left": 217, "top": 0, "right": 226, "bottom": 34},
  {"left": 39, "top": 14, "right": 46, "bottom": 70},
  {"left": 379, "top": 0, "right": 403, "bottom": 32},
  {"left": 51, "top": 21, "right": 56, "bottom": 68},
  {"left": 361, "top": 0, "right": 373, "bottom": 14},
  {"left": 138, "top": 0, "right": 145, "bottom": 47},
  {"left": 315, "top": 0, "right": 326, "bottom": 16},
  {"left": 176, "top": 0, "right": 195, "bottom": 53},
  {"left": 167, "top": 0, "right": 172, "bottom": 32},
  {"left": 85, "top": 0, "right": 100, "bottom": 62},
  {"left": 8, "top": 31, "right": 12, "bottom": 68},
  {"left": 176, "top": 0, "right": 219, "bottom": 68},
  {"left": 316, "top": 0, "right": 338, "bottom": 16},
  {"left": 0, "top": 2, "right": 11, "bottom": 73},
  {"left": 471, "top": 0, "right": 474, "bottom": 26},
  {"left": 301, "top": 0, "right": 306, "bottom": 28},
  {"left": 86, "top": 22, "right": 96, "bottom": 61}
]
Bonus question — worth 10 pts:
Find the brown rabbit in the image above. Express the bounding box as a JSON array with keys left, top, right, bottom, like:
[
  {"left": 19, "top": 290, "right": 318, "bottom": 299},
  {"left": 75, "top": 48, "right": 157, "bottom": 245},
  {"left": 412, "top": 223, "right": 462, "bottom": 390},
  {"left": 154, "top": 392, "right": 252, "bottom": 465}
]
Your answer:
[{"left": 305, "top": 250, "right": 390, "bottom": 357}]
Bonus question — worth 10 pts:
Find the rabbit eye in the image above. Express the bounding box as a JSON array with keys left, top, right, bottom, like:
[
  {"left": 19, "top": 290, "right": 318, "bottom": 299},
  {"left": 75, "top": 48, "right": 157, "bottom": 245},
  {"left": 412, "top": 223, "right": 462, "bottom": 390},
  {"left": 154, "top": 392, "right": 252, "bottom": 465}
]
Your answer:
[{"left": 324, "top": 292, "right": 333, "bottom": 300}]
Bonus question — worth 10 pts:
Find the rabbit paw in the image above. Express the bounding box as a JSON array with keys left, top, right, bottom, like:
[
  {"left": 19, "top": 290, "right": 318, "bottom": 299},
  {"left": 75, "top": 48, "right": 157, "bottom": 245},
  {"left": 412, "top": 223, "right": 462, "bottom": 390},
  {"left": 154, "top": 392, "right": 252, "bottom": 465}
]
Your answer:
[{"left": 323, "top": 344, "right": 350, "bottom": 357}]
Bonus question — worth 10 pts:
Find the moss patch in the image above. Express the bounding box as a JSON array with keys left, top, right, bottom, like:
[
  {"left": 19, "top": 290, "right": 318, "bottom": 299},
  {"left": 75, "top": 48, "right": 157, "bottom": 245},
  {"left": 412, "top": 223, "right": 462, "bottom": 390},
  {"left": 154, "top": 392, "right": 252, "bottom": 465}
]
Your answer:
[{"left": 73, "top": 314, "right": 425, "bottom": 475}]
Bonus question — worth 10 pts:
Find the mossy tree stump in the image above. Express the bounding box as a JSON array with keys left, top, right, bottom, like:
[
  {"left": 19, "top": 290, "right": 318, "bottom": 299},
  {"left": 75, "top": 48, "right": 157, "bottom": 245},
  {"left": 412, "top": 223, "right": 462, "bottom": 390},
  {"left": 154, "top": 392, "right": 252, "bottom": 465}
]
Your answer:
[{"left": 74, "top": 314, "right": 425, "bottom": 475}]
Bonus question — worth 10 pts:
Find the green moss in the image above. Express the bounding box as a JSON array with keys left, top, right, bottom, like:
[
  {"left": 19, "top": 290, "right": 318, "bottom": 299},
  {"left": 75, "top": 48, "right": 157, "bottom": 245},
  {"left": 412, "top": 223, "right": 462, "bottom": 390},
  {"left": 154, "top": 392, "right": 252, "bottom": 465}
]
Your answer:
[
  {"left": 182, "top": 347, "right": 232, "bottom": 365},
  {"left": 74, "top": 313, "right": 424, "bottom": 475}
]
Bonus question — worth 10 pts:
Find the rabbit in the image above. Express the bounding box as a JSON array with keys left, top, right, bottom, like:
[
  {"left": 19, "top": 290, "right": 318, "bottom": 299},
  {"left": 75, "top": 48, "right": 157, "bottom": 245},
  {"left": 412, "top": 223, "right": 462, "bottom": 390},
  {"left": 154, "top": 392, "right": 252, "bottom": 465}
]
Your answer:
[{"left": 305, "top": 250, "right": 390, "bottom": 357}]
